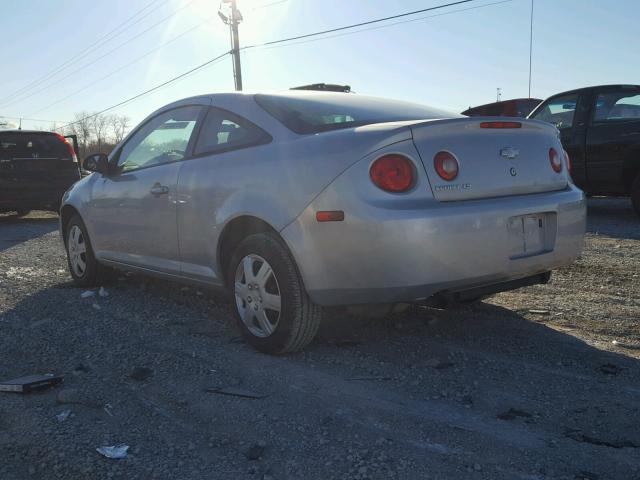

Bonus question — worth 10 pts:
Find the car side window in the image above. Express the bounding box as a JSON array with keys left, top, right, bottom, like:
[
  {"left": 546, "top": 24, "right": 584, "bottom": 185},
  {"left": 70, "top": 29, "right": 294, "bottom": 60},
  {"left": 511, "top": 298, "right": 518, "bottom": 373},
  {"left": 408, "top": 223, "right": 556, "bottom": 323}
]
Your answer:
[
  {"left": 193, "top": 107, "right": 270, "bottom": 156},
  {"left": 117, "top": 106, "right": 201, "bottom": 173},
  {"left": 593, "top": 91, "right": 640, "bottom": 122},
  {"left": 530, "top": 94, "right": 579, "bottom": 130}
]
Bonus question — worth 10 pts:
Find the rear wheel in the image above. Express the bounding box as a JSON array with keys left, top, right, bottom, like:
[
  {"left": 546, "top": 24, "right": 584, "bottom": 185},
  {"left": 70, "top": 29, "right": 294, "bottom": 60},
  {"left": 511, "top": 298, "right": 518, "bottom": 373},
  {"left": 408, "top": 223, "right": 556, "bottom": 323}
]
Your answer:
[
  {"left": 632, "top": 174, "right": 640, "bottom": 217},
  {"left": 65, "top": 215, "right": 112, "bottom": 287},
  {"left": 227, "top": 233, "right": 321, "bottom": 354}
]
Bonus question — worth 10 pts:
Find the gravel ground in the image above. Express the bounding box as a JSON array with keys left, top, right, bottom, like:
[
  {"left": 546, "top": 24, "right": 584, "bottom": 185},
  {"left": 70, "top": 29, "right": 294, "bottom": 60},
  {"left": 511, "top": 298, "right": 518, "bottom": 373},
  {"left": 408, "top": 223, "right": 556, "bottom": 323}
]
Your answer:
[{"left": 0, "top": 198, "right": 639, "bottom": 480}]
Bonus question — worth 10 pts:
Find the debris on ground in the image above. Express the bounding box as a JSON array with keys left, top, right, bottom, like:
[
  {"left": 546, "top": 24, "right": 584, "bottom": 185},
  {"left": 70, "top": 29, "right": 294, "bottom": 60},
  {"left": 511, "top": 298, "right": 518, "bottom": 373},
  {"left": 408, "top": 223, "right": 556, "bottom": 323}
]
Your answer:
[
  {"left": 98, "top": 287, "right": 109, "bottom": 297},
  {"left": 96, "top": 444, "right": 129, "bottom": 459},
  {"left": 245, "top": 441, "right": 266, "bottom": 460},
  {"left": 528, "top": 309, "right": 550, "bottom": 315},
  {"left": 497, "top": 408, "right": 532, "bottom": 421},
  {"left": 204, "top": 387, "right": 268, "bottom": 399},
  {"left": 598, "top": 363, "right": 622, "bottom": 376},
  {"left": 80, "top": 290, "right": 95, "bottom": 299},
  {"left": 92, "top": 303, "right": 101, "bottom": 310},
  {"left": 129, "top": 367, "right": 154, "bottom": 382},
  {"left": 0, "top": 374, "right": 63, "bottom": 393},
  {"left": 612, "top": 340, "right": 640, "bottom": 350},
  {"left": 55, "top": 410, "right": 72, "bottom": 423}
]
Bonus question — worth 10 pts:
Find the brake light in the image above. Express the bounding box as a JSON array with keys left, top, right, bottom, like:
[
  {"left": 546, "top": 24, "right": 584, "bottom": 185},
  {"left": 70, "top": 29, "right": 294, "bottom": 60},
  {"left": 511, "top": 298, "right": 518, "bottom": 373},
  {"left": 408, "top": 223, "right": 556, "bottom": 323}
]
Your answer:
[
  {"left": 369, "top": 154, "right": 414, "bottom": 193},
  {"left": 433, "top": 151, "right": 459, "bottom": 181},
  {"left": 480, "top": 121, "right": 522, "bottom": 129},
  {"left": 55, "top": 133, "right": 77, "bottom": 163},
  {"left": 563, "top": 149, "right": 571, "bottom": 173},
  {"left": 549, "top": 148, "right": 562, "bottom": 173}
]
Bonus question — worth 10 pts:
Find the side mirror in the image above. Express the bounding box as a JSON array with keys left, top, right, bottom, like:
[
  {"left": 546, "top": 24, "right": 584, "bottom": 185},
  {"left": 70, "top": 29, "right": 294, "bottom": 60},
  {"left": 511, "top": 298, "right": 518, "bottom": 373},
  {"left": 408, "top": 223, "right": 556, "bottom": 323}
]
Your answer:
[{"left": 83, "top": 153, "right": 109, "bottom": 174}]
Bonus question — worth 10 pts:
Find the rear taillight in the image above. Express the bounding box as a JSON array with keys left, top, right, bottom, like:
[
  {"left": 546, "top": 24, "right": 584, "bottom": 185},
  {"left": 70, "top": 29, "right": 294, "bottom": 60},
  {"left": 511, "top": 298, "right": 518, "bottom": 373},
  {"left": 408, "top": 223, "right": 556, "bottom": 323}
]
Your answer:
[
  {"left": 433, "top": 151, "right": 459, "bottom": 181},
  {"left": 55, "top": 133, "right": 77, "bottom": 163},
  {"left": 369, "top": 154, "right": 415, "bottom": 193},
  {"left": 480, "top": 121, "right": 522, "bottom": 129},
  {"left": 549, "top": 148, "right": 562, "bottom": 173},
  {"left": 563, "top": 149, "right": 571, "bottom": 173}
]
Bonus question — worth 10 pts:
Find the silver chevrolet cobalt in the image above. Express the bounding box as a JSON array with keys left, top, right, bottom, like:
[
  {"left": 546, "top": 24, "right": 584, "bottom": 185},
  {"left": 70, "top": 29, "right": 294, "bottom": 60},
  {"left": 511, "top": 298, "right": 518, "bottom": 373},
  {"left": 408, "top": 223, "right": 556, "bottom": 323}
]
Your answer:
[{"left": 61, "top": 91, "right": 585, "bottom": 353}]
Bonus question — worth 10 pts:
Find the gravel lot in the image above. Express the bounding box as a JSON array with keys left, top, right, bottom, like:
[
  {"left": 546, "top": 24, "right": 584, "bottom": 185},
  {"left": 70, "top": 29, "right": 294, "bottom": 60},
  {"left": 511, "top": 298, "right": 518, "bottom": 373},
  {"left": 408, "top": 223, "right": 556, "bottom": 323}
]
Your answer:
[{"left": 1, "top": 198, "right": 639, "bottom": 480}]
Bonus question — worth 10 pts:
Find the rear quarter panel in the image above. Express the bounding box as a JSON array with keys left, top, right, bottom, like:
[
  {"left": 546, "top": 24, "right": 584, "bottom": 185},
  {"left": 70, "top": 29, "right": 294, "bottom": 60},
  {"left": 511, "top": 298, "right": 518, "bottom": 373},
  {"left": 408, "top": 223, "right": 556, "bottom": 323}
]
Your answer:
[{"left": 176, "top": 123, "right": 413, "bottom": 283}]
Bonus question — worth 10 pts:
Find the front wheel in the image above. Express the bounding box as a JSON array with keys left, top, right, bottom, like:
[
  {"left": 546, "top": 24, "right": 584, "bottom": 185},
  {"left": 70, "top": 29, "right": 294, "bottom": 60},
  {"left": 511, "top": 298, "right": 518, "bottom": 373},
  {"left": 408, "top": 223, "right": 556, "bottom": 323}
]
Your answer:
[
  {"left": 632, "top": 174, "right": 640, "bottom": 217},
  {"left": 65, "top": 215, "right": 112, "bottom": 287},
  {"left": 228, "top": 233, "right": 321, "bottom": 354}
]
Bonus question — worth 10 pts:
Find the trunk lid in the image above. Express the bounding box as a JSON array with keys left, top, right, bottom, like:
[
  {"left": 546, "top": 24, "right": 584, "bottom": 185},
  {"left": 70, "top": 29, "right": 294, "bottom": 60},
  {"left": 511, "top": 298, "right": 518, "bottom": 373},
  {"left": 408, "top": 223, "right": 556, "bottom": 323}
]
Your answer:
[{"left": 410, "top": 118, "right": 568, "bottom": 201}]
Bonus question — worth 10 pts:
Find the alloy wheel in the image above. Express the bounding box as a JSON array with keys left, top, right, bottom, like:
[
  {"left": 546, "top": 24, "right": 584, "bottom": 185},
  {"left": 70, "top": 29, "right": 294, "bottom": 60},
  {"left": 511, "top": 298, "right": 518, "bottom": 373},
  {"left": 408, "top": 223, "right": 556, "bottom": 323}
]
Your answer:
[
  {"left": 234, "top": 254, "right": 282, "bottom": 338},
  {"left": 68, "top": 225, "right": 87, "bottom": 277}
]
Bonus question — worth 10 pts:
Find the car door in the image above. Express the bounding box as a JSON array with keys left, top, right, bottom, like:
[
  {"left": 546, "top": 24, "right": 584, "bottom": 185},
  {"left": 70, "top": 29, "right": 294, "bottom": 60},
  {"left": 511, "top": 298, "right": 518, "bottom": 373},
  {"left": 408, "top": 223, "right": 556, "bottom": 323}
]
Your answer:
[
  {"left": 88, "top": 105, "right": 203, "bottom": 274},
  {"left": 176, "top": 106, "right": 272, "bottom": 284},
  {"left": 529, "top": 92, "right": 588, "bottom": 189},
  {"left": 585, "top": 85, "right": 640, "bottom": 194}
]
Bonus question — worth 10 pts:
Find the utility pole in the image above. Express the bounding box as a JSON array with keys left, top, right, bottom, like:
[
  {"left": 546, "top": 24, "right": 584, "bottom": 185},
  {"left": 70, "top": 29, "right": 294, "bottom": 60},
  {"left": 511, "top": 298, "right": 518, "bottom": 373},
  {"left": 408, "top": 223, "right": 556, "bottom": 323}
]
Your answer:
[
  {"left": 496, "top": 88, "right": 502, "bottom": 102},
  {"left": 219, "top": 0, "right": 243, "bottom": 91}
]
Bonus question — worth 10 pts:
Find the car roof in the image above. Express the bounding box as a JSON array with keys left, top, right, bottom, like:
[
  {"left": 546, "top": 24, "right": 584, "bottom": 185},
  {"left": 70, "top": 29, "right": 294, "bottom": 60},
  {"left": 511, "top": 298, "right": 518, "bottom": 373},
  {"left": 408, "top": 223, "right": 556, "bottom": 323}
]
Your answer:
[
  {"left": 545, "top": 84, "right": 640, "bottom": 99},
  {"left": 0, "top": 129, "right": 57, "bottom": 135}
]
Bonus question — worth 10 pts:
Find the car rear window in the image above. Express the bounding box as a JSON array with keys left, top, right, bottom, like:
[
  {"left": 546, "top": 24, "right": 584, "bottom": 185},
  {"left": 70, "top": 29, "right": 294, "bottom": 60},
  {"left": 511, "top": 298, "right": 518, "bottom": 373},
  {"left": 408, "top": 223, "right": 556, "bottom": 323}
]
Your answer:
[
  {"left": 254, "top": 93, "right": 455, "bottom": 134},
  {"left": 0, "top": 133, "right": 70, "bottom": 161}
]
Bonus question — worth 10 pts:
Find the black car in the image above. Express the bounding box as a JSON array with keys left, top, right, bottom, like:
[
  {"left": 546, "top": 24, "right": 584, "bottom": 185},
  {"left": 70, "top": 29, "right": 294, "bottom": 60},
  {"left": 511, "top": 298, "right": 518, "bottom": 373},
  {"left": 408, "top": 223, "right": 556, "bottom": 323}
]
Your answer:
[
  {"left": 528, "top": 85, "right": 640, "bottom": 215},
  {"left": 0, "top": 130, "right": 80, "bottom": 216}
]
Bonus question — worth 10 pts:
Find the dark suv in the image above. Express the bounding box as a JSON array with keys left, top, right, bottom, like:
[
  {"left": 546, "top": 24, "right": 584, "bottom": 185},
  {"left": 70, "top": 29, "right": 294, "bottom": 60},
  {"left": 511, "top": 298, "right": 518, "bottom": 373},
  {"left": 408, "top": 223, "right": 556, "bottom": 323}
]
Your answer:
[
  {"left": 0, "top": 130, "right": 80, "bottom": 216},
  {"left": 528, "top": 85, "right": 640, "bottom": 215}
]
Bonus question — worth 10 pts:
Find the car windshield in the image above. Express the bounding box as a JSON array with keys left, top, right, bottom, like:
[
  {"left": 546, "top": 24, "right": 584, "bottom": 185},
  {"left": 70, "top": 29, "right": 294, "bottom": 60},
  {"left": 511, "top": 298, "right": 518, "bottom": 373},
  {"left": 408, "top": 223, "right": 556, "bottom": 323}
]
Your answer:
[
  {"left": 0, "top": 133, "right": 69, "bottom": 160},
  {"left": 254, "top": 93, "right": 455, "bottom": 134}
]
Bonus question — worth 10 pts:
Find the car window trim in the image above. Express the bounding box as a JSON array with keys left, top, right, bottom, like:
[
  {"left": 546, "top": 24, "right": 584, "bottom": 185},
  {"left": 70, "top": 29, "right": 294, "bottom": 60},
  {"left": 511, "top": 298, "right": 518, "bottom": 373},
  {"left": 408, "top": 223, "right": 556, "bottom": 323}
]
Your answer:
[
  {"left": 531, "top": 93, "right": 580, "bottom": 130},
  {"left": 590, "top": 89, "right": 640, "bottom": 126},
  {"left": 109, "top": 104, "right": 206, "bottom": 175},
  {"left": 189, "top": 106, "right": 273, "bottom": 159}
]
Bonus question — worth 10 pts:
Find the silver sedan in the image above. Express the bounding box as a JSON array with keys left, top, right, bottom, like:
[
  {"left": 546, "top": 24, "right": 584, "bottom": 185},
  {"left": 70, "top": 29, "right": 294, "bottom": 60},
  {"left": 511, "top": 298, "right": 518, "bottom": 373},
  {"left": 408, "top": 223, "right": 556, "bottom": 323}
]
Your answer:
[{"left": 61, "top": 91, "right": 586, "bottom": 353}]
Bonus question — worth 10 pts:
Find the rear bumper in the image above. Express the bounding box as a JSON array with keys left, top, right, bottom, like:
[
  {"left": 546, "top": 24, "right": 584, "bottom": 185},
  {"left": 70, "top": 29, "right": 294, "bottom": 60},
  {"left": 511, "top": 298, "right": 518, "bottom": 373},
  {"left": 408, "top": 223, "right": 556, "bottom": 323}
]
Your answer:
[{"left": 281, "top": 185, "right": 586, "bottom": 306}]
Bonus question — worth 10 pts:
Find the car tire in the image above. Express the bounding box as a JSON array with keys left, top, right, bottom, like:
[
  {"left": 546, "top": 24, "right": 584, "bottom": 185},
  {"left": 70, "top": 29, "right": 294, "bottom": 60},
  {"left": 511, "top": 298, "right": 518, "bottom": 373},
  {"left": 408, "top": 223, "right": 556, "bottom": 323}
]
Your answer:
[
  {"left": 632, "top": 174, "right": 640, "bottom": 217},
  {"left": 65, "top": 215, "right": 112, "bottom": 287},
  {"left": 15, "top": 210, "right": 30, "bottom": 217},
  {"left": 227, "top": 232, "right": 321, "bottom": 354}
]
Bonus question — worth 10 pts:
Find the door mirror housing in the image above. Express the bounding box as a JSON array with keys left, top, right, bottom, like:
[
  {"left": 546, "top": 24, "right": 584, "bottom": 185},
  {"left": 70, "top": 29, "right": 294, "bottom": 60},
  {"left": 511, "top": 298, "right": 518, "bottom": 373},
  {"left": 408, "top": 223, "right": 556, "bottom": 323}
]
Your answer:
[{"left": 83, "top": 153, "right": 109, "bottom": 174}]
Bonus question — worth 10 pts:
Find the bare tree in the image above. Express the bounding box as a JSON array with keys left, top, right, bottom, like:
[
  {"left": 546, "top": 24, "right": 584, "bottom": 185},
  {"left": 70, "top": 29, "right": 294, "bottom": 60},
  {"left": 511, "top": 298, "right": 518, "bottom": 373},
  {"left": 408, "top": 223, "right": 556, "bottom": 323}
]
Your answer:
[
  {"left": 69, "top": 111, "right": 93, "bottom": 158},
  {"left": 109, "top": 114, "right": 131, "bottom": 144},
  {"left": 92, "top": 113, "right": 109, "bottom": 152}
]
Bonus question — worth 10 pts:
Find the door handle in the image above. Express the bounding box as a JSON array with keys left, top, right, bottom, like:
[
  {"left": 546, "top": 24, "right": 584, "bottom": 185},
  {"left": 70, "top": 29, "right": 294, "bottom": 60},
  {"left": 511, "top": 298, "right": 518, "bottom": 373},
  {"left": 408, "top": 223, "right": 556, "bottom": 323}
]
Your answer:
[{"left": 150, "top": 183, "right": 170, "bottom": 196}]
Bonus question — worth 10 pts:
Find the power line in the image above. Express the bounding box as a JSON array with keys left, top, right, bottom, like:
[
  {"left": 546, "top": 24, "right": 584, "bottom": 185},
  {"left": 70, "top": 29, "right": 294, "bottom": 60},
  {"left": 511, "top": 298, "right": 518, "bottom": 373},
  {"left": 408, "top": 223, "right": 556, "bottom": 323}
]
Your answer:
[
  {"left": 29, "top": 15, "right": 215, "bottom": 116},
  {"left": 0, "top": 0, "right": 198, "bottom": 110},
  {"left": 53, "top": 0, "right": 506, "bottom": 132},
  {"left": 0, "top": 0, "right": 172, "bottom": 106},
  {"left": 528, "top": 0, "right": 534, "bottom": 98},
  {"left": 243, "top": 0, "right": 513, "bottom": 53},
  {"left": 0, "top": 116, "right": 71, "bottom": 124},
  {"left": 241, "top": 0, "right": 477, "bottom": 51},
  {"left": 57, "top": 51, "right": 231, "bottom": 131}
]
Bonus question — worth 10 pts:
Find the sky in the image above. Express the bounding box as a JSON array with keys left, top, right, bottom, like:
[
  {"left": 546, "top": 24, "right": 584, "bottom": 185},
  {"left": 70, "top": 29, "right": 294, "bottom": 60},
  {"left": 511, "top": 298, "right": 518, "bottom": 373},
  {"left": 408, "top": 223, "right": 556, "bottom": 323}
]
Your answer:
[{"left": 0, "top": 0, "right": 638, "bottom": 131}]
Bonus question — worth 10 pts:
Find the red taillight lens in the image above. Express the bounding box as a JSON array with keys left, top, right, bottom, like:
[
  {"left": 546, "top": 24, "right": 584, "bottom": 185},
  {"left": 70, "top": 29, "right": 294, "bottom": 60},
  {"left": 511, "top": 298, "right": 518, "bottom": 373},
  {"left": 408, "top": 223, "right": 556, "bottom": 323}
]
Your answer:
[
  {"left": 369, "top": 154, "right": 414, "bottom": 193},
  {"left": 480, "top": 121, "right": 522, "bottom": 129},
  {"left": 563, "top": 149, "right": 571, "bottom": 173},
  {"left": 433, "top": 151, "right": 459, "bottom": 181},
  {"left": 55, "top": 133, "right": 77, "bottom": 162},
  {"left": 549, "top": 148, "right": 562, "bottom": 173}
]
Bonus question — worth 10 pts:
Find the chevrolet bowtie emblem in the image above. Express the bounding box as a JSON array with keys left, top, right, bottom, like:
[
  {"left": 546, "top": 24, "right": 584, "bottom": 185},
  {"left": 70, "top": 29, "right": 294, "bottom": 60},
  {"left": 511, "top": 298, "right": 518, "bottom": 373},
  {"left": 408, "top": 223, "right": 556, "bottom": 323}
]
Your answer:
[{"left": 500, "top": 147, "right": 519, "bottom": 160}]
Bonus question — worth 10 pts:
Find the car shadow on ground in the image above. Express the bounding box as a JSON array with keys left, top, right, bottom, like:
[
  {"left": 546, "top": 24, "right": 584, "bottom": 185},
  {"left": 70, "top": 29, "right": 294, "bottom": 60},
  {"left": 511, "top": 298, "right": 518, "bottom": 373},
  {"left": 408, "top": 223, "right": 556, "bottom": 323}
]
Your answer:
[
  {"left": 3, "top": 273, "right": 640, "bottom": 478},
  {"left": 0, "top": 213, "right": 59, "bottom": 252},
  {"left": 587, "top": 197, "right": 639, "bottom": 239}
]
